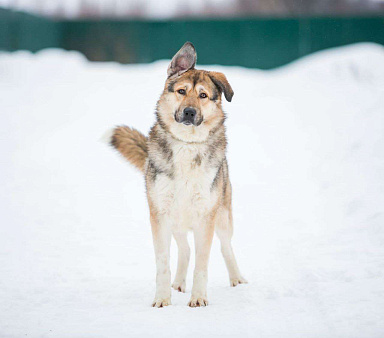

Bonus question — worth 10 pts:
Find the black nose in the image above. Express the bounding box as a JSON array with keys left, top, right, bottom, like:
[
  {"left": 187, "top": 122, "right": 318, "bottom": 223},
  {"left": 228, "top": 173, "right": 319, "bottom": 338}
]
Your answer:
[{"left": 181, "top": 107, "right": 196, "bottom": 125}]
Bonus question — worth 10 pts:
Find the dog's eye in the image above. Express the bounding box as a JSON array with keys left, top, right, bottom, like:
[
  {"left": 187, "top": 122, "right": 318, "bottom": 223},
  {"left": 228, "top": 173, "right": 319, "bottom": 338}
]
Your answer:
[
  {"left": 199, "top": 93, "right": 207, "bottom": 99},
  {"left": 177, "top": 89, "right": 186, "bottom": 95}
]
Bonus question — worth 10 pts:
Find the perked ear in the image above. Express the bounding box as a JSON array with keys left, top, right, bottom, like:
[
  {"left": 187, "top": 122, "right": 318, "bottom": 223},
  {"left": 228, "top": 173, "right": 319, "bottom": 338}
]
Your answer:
[
  {"left": 208, "top": 71, "right": 234, "bottom": 102},
  {"left": 167, "top": 42, "right": 197, "bottom": 78}
]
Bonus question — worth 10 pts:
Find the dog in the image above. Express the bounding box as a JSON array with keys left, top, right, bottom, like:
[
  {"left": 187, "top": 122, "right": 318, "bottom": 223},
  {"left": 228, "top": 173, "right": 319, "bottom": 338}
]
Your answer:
[{"left": 109, "top": 42, "right": 246, "bottom": 307}]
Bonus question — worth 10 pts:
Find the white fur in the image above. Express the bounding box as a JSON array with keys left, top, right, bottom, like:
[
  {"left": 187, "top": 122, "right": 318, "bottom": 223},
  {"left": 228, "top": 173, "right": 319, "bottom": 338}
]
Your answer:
[
  {"left": 149, "top": 136, "right": 246, "bottom": 307},
  {"left": 151, "top": 141, "right": 218, "bottom": 231},
  {"left": 149, "top": 140, "right": 219, "bottom": 306},
  {"left": 99, "top": 128, "right": 114, "bottom": 146},
  {"left": 172, "top": 232, "right": 190, "bottom": 292}
]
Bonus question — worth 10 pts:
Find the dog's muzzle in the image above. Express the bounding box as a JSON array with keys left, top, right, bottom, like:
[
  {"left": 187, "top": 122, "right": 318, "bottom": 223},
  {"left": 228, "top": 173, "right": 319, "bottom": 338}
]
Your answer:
[
  {"left": 181, "top": 107, "right": 196, "bottom": 125},
  {"left": 178, "top": 107, "right": 202, "bottom": 126}
]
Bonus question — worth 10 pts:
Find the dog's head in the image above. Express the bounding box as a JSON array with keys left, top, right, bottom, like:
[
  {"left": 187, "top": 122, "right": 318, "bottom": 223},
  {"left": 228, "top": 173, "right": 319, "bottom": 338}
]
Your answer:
[{"left": 156, "top": 42, "right": 234, "bottom": 143}]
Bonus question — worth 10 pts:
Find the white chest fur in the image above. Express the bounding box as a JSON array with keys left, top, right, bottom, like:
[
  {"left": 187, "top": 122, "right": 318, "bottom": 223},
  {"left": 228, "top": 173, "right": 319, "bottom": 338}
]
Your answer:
[{"left": 151, "top": 142, "right": 218, "bottom": 230}]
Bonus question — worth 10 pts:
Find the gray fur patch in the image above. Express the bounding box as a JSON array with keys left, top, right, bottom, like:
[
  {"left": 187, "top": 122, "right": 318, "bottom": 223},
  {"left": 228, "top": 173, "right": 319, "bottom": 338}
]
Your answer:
[{"left": 192, "top": 154, "right": 202, "bottom": 168}]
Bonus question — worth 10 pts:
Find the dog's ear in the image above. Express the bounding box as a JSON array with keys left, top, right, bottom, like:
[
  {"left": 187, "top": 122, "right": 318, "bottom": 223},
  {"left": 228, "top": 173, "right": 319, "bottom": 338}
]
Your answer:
[
  {"left": 208, "top": 71, "right": 234, "bottom": 102},
  {"left": 167, "top": 42, "right": 197, "bottom": 78}
]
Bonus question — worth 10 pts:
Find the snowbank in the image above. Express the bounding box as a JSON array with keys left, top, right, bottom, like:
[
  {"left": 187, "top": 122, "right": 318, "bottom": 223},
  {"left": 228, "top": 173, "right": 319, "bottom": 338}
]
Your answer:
[{"left": 0, "top": 43, "right": 384, "bottom": 337}]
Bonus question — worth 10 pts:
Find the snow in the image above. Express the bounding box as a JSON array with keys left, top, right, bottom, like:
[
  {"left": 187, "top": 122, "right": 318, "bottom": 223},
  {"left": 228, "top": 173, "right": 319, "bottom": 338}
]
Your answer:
[{"left": 1, "top": 43, "right": 384, "bottom": 337}]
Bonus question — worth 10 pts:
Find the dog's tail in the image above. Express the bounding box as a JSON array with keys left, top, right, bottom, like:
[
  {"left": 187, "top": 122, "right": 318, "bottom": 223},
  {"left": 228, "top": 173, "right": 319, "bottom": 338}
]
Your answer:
[{"left": 109, "top": 126, "right": 148, "bottom": 173}]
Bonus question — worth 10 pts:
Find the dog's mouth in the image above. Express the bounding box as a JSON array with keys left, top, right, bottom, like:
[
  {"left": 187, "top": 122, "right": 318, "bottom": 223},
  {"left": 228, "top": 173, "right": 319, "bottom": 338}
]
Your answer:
[{"left": 182, "top": 120, "right": 193, "bottom": 126}]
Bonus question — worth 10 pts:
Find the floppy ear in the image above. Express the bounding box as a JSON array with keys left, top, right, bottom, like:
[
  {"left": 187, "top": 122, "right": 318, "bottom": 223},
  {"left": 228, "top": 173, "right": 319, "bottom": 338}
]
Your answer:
[
  {"left": 167, "top": 42, "right": 197, "bottom": 78},
  {"left": 208, "top": 71, "right": 234, "bottom": 102}
]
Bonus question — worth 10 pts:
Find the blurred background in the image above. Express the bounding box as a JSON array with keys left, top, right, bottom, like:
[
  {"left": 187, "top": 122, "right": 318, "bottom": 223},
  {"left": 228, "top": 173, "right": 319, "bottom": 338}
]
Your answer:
[{"left": 1, "top": 0, "right": 384, "bottom": 68}]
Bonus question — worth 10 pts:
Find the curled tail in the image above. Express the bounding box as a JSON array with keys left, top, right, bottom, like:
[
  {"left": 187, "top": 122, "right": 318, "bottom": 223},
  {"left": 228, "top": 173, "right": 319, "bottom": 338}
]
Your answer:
[{"left": 110, "top": 126, "right": 148, "bottom": 173}]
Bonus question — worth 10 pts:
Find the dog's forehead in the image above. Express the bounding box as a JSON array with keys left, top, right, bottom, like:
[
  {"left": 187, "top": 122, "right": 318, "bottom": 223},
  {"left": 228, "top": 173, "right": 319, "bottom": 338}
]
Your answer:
[{"left": 168, "top": 70, "right": 213, "bottom": 88}]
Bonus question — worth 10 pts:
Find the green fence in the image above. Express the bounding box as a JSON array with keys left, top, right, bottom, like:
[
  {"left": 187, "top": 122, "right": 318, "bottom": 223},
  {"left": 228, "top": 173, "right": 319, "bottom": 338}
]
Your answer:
[
  {"left": 1, "top": 8, "right": 384, "bottom": 69},
  {"left": 0, "top": 8, "right": 61, "bottom": 51}
]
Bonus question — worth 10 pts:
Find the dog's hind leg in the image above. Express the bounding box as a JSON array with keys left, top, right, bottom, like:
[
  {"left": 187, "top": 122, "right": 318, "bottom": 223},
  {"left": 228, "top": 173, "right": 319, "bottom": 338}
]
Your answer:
[
  {"left": 215, "top": 206, "right": 247, "bottom": 287},
  {"left": 172, "top": 231, "right": 190, "bottom": 293}
]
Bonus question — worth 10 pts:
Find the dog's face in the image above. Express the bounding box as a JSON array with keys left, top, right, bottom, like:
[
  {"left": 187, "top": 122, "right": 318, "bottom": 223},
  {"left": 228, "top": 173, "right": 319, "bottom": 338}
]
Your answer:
[{"left": 156, "top": 42, "right": 234, "bottom": 143}]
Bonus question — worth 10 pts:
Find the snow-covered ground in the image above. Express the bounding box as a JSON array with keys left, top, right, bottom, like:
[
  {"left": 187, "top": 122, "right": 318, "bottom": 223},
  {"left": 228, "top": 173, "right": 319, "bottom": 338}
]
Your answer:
[{"left": 0, "top": 43, "right": 384, "bottom": 337}]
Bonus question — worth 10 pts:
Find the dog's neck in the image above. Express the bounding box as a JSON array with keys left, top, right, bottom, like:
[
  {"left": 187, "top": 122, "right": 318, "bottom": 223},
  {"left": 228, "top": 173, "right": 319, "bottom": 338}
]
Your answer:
[
  {"left": 152, "top": 121, "right": 227, "bottom": 168},
  {"left": 155, "top": 117, "right": 226, "bottom": 146}
]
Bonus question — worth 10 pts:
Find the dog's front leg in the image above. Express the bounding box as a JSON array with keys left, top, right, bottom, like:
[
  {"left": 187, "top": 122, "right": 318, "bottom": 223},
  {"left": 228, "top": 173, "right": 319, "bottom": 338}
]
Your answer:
[
  {"left": 150, "top": 214, "right": 172, "bottom": 308},
  {"left": 188, "top": 221, "right": 215, "bottom": 307},
  {"left": 172, "top": 231, "right": 190, "bottom": 293}
]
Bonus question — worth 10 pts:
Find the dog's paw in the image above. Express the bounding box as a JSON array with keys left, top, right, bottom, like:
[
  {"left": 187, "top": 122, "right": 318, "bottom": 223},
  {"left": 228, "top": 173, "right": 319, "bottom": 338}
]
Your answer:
[
  {"left": 152, "top": 297, "right": 171, "bottom": 308},
  {"left": 230, "top": 276, "right": 248, "bottom": 287},
  {"left": 172, "top": 280, "right": 186, "bottom": 293},
  {"left": 188, "top": 296, "right": 208, "bottom": 307}
]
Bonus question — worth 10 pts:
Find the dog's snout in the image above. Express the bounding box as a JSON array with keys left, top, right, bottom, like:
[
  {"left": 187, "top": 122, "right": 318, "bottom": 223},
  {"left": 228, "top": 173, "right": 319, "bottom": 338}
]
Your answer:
[
  {"left": 180, "top": 107, "right": 197, "bottom": 125},
  {"left": 184, "top": 107, "right": 196, "bottom": 118}
]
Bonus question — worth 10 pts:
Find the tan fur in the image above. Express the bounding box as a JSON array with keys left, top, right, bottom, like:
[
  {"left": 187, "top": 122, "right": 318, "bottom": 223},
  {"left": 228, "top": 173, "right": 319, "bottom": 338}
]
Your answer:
[
  {"left": 110, "top": 42, "right": 246, "bottom": 308},
  {"left": 111, "top": 126, "right": 148, "bottom": 172}
]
